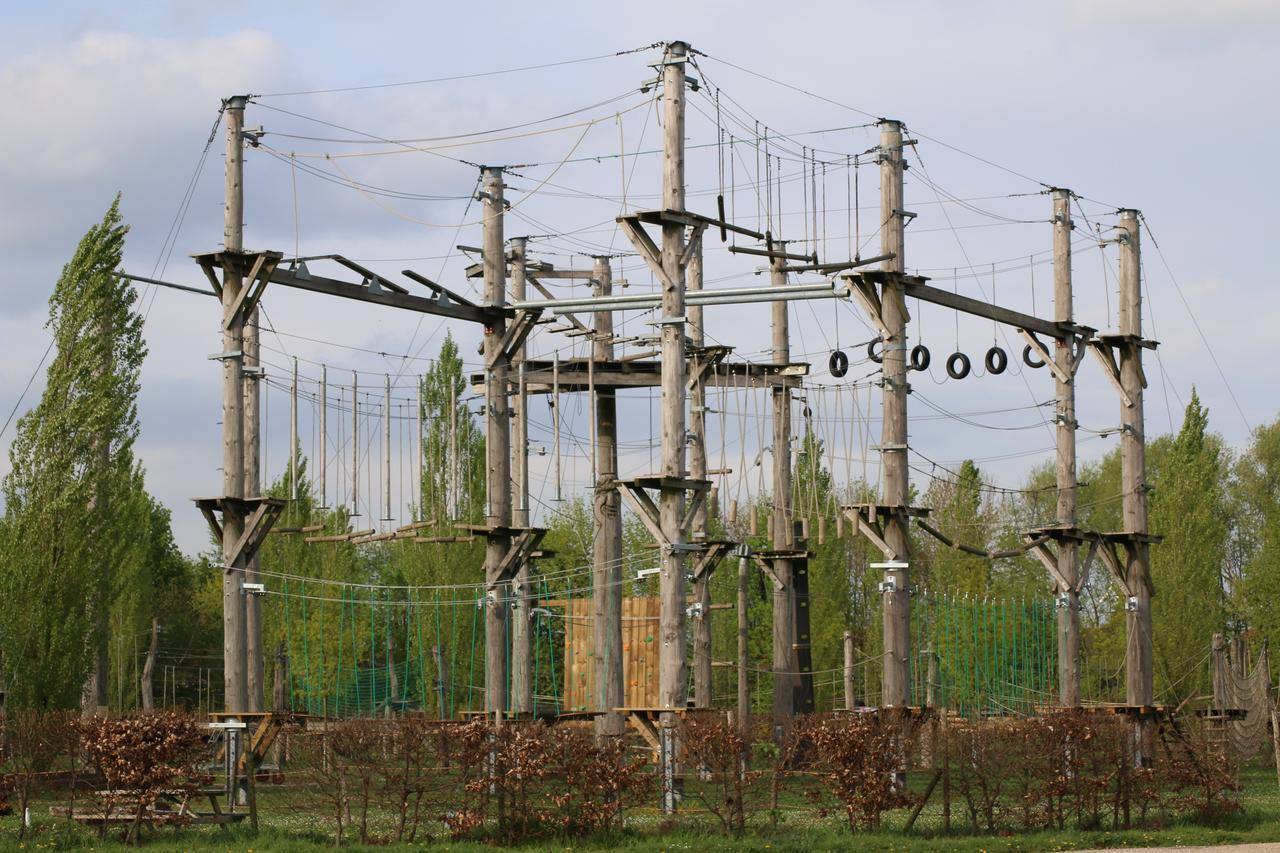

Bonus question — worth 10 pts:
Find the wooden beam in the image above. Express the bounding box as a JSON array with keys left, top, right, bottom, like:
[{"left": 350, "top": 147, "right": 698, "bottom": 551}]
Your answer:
[
  {"left": 194, "top": 254, "right": 499, "bottom": 325},
  {"left": 889, "top": 276, "right": 1073, "bottom": 340}
]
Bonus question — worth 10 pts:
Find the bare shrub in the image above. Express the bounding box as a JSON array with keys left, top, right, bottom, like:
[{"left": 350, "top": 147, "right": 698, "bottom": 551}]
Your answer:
[
  {"left": 1161, "top": 721, "right": 1242, "bottom": 823},
  {"left": 801, "top": 712, "right": 916, "bottom": 832},
  {"left": 450, "top": 718, "right": 649, "bottom": 843},
  {"left": 74, "top": 712, "right": 204, "bottom": 845},
  {"left": 1, "top": 709, "right": 78, "bottom": 841},
  {"left": 681, "top": 712, "right": 763, "bottom": 837}
]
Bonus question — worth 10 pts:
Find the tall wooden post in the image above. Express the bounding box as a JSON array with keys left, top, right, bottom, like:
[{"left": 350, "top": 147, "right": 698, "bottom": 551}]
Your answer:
[
  {"left": 221, "top": 95, "right": 249, "bottom": 714},
  {"left": 658, "top": 40, "right": 690, "bottom": 812},
  {"left": 769, "top": 250, "right": 796, "bottom": 728},
  {"left": 351, "top": 371, "right": 359, "bottom": 514},
  {"left": 383, "top": 373, "right": 391, "bottom": 520},
  {"left": 878, "top": 119, "right": 912, "bottom": 707},
  {"left": 1052, "top": 188, "right": 1081, "bottom": 707},
  {"left": 689, "top": 241, "right": 713, "bottom": 709},
  {"left": 481, "top": 166, "right": 512, "bottom": 714},
  {"left": 290, "top": 358, "right": 299, "bottom": 501},
  {"left": 509, "top": 237, "right": 533, "bottom": 715},
  {"left": 592, "top": 255, "right": 625, "bottom": 736},
  {"left": 1117, "top": 209, "right": 1154, "bottom": 718},
  {"left": 843, "top": 631, "right": 856, "bottom": 710},
  {"left": 244, "top": 309, "right": 263, "bottom": 712},
  {"left": 319, "top": 365, "right": 327, "bottom": 507},
  {"left": 737, "top": 546, "right": 751, "bottom": 738}
]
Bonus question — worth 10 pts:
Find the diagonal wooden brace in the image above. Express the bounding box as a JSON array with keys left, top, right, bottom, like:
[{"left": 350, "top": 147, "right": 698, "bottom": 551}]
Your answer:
[
  {"left": 1088, "top": 340, "right": 1134, "bottom": 408},
  {"left": 752, "top": 555, "right": 783, "bottom": 589},
  {"left": 1018, "top": 329, "right": 1071, "bottom": 384},
  {"left": 227, "top": 500, "right": 284, "bottom": 568},
  {"left": 1026, "top": 538, "right": 1072, "bottom": 592},
  {"left": 679, "top": 483, "right": 710, "bottom": 533},
  {"left": 224, "top": 253, "right": 271, "bottom": 330},
  {"left": 199, "top": 505, "right": 223, "bottom": 544},
  {"left": 844, "top": 506, "right": 898, "bottom": 561},
  {"left": 691, "top": 542, "right": 730, "bottom": 583},
  {"left": 488, "top": 308, "right": 541, "bottom": 369},
  {"left": 619, "top": 218, "right": 673, "bottom": 290},
  {"left": 847, "top": 277, "right": 890, "bottom": 340},
  {"left": 680, "top": 223, "right": 706, "bottom": 269},
  {"left": 617, "top": 482, "right": 667, "bottom": 546},
  {"left": 1096, "top": 540, "right": 1133, "bottom": 596},
  {"left": 491, "top": 527, "right": 546, "bottom": 588}
]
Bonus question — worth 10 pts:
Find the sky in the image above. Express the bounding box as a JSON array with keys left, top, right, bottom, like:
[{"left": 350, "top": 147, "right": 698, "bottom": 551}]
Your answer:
[{"left": 0, "top": 0, "right": 1276, "bottom": 555}]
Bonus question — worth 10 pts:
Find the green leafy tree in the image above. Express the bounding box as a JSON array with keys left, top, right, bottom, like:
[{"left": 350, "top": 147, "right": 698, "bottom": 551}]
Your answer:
[
  {"left": 1147, "top": 390, "right": 1229, "bottom": 704},
  {"left": 0, "top": 197, "right": 147, "bottom": 709},
  {"left": 1233, "top": 415, "right": 1280, "bottom": 679}
]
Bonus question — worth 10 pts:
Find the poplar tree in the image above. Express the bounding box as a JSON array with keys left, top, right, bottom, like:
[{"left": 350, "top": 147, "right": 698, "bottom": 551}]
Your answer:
[
  {"left": 0, "top": 197, "right": 147, "bottom": 709},
  {"left": 1148, "top": 389, "right": 1229, "bottom": 704}
]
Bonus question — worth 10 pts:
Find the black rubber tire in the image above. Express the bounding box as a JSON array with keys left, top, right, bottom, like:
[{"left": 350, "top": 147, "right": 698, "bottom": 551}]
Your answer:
[
  {"left": 1022, "top": 344, "right": 1046, "bottom": 369},
  {"left": 985, "top": 346, "right": 1008, "bottom": 375},
  {"left": 910, "top": 344, "right": 931, "bottom": 372},
  {"left": 946, "top": 352, "right": 971, "bottom": 380},
  {"left": 829, "top": 349, "right": 849, "bottom": 377},
  {"left": 867, "top": 339, "right": 884, "bottom": 364}
]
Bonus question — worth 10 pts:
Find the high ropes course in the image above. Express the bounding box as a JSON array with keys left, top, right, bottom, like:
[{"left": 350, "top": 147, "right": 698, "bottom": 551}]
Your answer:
[{"left": 122, "top": 37, "right": 1222, "bottom": 803}]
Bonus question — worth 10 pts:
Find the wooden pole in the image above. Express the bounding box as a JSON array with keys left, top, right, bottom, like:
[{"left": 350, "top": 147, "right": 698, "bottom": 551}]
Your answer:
[
  {"left": 383, "top": 373, "right": 391, "bottom": 520},
  {"left": 1118, "top": 208, "right": 1153, "bottom": 755},
  {"left": 417, "top": 373, "right": 424, "bottom": 520},
  {"left": 352, "top": 371, "right": 359, "bottom": 515},
  {"left": 878, "top": 119, "right": 912, "bottom": 708},
  {"left": 769, "top": 249, "right": 796, "bottom": 730},
  {"left": 843, "top": 631, "right": 856, "bottom": 710},
  {"left": 481, "top": 166, "right": 512, "bottom": 714},
  {"left": 244, "top": 307, "right": 263, "bottom": 713},
  {"left": 689, "top": 239, "right": 714, "bottom": 709},
  {"left": 658, "top": 40, "right": 690, "bottom": 813},
  {"left": 1053, "top": 188, "right": 1081, "bottom": 707},
  {"left": 220, "top": 94, "right": 249, "bottom": 714},
  {"left": 319, "top": 365, "right": 327, "bottom": 507},
  {"left": 737, "top": 546, "right": 751, "bottom": 745},
  {"left": 509, "top": 237, "right": 533, "bottom": 715},
  {"left": 592, "top": 255, "right": 625, "bottom": 737},
  {"left": 290, "top": 358, "right": 299, "bottom": 502}
]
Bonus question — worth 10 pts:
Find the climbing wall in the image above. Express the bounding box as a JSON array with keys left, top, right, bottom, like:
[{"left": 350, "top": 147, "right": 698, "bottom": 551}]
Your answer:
[{"left": 563, "top": 596, "right": 660, "bottom": 711}]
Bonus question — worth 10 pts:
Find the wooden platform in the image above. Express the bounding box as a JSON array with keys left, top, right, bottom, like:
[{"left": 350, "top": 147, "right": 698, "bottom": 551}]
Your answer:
[{"left": 472, "top": 357, "right": 807, "bottom": 393}]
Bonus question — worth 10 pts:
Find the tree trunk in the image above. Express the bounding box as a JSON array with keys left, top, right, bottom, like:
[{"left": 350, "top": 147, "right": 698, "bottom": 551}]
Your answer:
[{"left": 140, "top": 617, "right": 159, "bottom": 711}]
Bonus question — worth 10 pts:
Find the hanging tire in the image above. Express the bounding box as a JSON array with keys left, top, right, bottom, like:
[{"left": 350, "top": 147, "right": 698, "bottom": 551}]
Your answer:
[
  {"left": 946, "top": 352, "right": 971, "bottom": 379},
  {"left": 985, "top": 346, "right": 1008, "bottom": 375},
  {"left": 910, "top": 344, "right": 931, "bottom": 372},
  {"left": 1022, "top": 344, "right": 1045, "bottom": 369},
  {"left": 829, "top": 349, "right": 849, "bottom": 377},
  {"left": 867, "top": 339, "right": 884, "bottom": 364}
]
